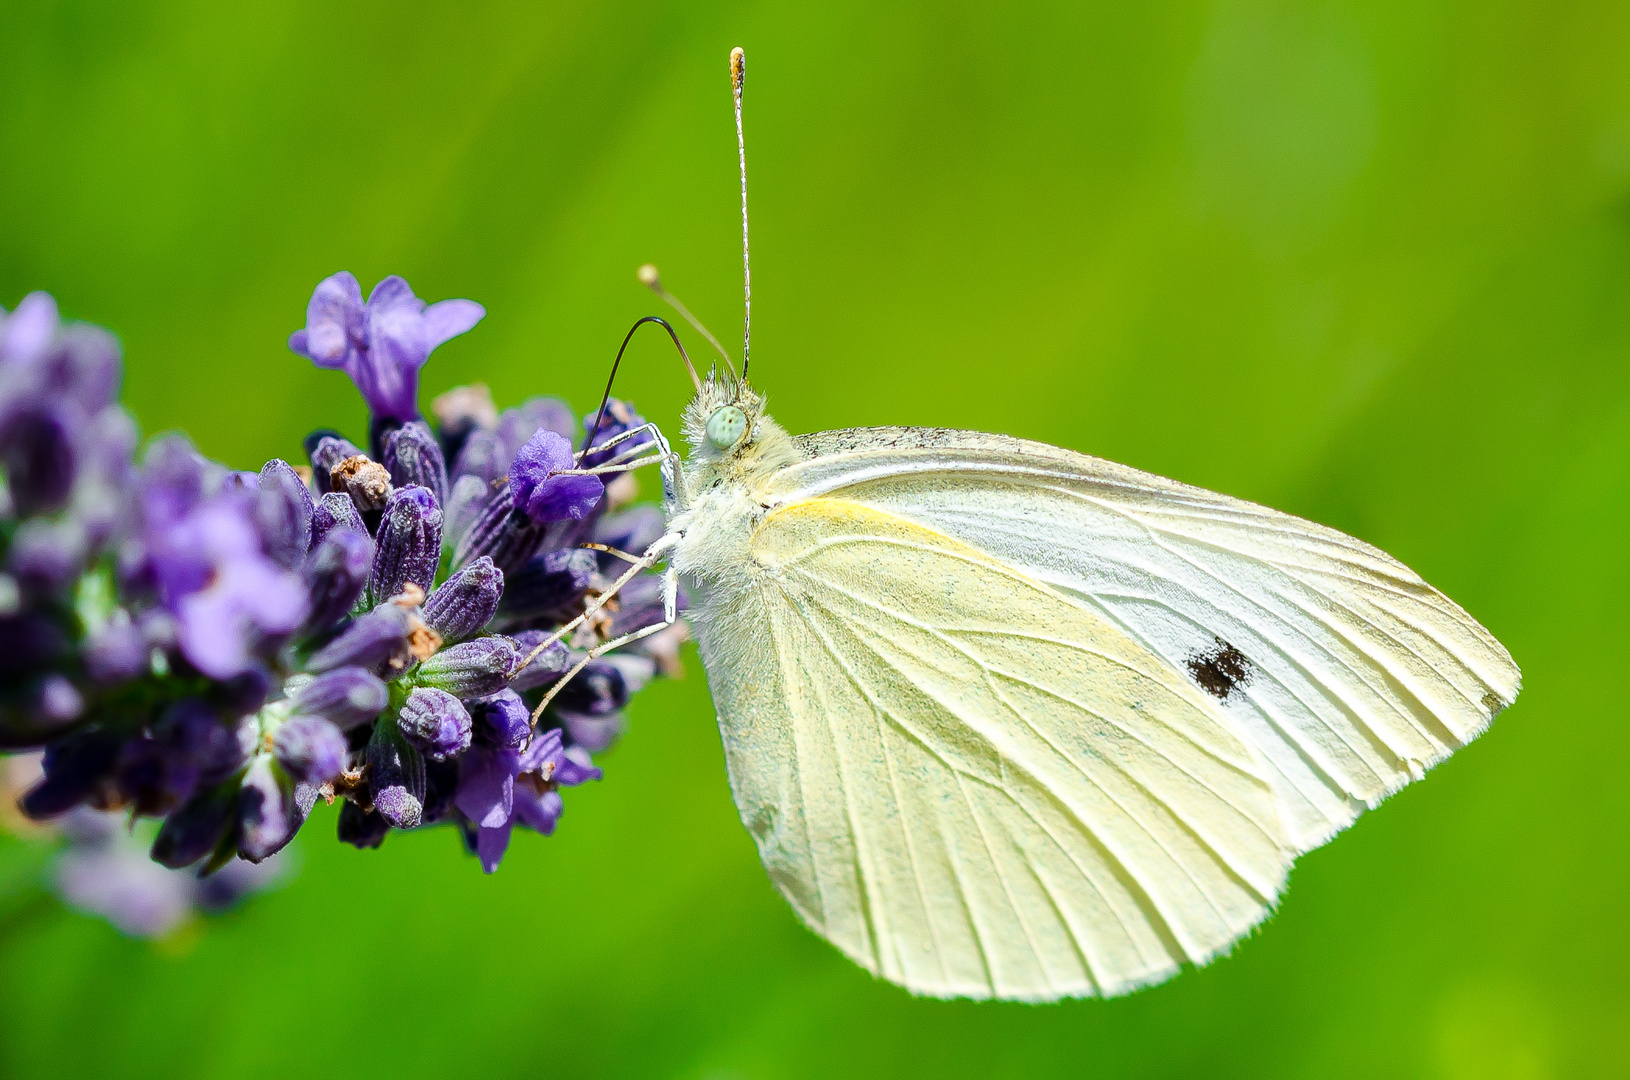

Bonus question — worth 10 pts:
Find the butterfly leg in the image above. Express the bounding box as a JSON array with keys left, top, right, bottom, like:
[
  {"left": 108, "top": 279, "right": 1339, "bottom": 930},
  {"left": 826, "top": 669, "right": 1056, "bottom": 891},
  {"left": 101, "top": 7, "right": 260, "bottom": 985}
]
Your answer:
[
  {"left": 562, "top": 420, "right": 690, "bottom": 511},
  {"left": 515, "top": 530, "right": 683, "bottom": 702},
  {"left": 525, "top": 561, "right": 681, "bottom": 728}
]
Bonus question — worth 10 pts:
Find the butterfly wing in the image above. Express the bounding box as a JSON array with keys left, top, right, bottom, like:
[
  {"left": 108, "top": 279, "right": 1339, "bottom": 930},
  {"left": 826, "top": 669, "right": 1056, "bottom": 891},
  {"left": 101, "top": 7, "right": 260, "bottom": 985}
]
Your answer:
[
  {"left": 763, "top": 428, "right": 1522, "bottom": 853},
  {"left": 691, "top": 496, "right": 1293, "bottom": 1001}
]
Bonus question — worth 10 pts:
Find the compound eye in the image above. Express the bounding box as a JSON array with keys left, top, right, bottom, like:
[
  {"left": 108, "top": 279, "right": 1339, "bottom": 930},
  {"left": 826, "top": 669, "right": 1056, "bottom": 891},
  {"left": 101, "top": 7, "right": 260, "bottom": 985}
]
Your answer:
[{"left": 705, "top": 405, "right": 748, "bottom": 449}]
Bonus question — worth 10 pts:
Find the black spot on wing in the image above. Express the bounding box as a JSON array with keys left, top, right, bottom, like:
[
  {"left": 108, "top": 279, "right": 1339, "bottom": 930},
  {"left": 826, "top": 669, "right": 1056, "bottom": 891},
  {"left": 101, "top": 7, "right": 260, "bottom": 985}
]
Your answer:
[{"left": 1187, "top": 637, "right": 1253, "bottom": 702}]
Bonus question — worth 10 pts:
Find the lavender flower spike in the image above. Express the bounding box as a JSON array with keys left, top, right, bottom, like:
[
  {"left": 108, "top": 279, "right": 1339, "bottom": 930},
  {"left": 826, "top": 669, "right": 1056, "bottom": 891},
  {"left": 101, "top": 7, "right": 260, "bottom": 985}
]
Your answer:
[
  {"left": 288, "top": 273, "right": 484, "bottom": 423},
  {"left": 3, "top": 279, "right": 676, "bottom": 920}
]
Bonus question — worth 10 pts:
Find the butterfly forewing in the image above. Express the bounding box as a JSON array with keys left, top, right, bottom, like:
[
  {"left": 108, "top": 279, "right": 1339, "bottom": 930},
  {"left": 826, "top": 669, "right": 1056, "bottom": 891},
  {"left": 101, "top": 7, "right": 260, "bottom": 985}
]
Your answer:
[{"left": 762, "top": 428, "right": 1522, "bottom": 854}]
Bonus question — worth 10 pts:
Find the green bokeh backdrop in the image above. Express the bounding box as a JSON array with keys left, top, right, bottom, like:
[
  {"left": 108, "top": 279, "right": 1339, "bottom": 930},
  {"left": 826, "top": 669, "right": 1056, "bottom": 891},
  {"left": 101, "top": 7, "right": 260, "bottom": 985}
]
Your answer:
[{"left": 2, "top": 2, "right": 1627, "bottom": 1077}]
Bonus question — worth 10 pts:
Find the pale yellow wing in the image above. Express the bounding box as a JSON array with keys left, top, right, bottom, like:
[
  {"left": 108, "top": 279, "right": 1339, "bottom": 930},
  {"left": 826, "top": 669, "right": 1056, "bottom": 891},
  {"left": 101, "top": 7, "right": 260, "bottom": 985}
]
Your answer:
[
  {"left": 763, "top": 428, "right": 1522, "bottom": 852},
  {"left": 695, "top": 497, "right": 1294, "bottom": 1001}
]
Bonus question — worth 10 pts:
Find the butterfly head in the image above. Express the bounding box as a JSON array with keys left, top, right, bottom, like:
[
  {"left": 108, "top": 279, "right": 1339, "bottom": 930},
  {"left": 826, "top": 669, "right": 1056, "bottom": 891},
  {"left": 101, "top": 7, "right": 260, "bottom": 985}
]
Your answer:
[
  {"left": 680, "top": 369, "right": 798, "bottom": 489},
  {"left": 683, "top": 369, "right": 761, "bottom": 456}
]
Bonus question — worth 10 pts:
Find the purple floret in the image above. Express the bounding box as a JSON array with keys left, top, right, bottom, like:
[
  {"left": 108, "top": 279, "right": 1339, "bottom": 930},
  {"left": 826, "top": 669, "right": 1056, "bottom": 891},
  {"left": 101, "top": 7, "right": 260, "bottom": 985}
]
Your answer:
[
  {"left": 510, "top": 429, "right": 603, "bottom": 524},
  {"left": 288, "top": 272, "right": 484, "bottom": 423},
  {"left": 456, "top": 726, "right": 600, "bottom": 873}
]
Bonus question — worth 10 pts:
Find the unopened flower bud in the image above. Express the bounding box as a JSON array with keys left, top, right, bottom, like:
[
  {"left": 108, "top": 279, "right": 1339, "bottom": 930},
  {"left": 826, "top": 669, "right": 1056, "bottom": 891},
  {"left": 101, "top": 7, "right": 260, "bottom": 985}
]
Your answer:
[
  {"left": 367, "top": 718, "right": 425, "bottom": 829},
  {"left": 370, "top": 484, "right": 441, "bottom": 602},
  {"left": 452, "top": 488, "right": 548, "bottom": 575},
  {"left": 508, "top": 629, "right": 571, "bottom": 692},
  {"left": 337, "top": 799, "right": 389, "bottom": 849},
  {"left": 497, "top": 397, "right": 576, "bottom": 458},
  {"left": 580, "top": 398, "right": 652, "bottom": 469},
  {"left": 307, "top": 433, "right": 362, "bottom": 495},
  {"left": 430, "top": 383, "right": 498, "bottom": 465},
  {"left": 303, "top": 527, "right": 373, "bottom": 632},
  {"left": 272, "top": 715, "right": 349, "bottom": 785},
  {"left": 414, "top": 635, "right": 520, "bottom": 699},
  {"left": 288, "top": 666, "right": 389, "bottom": 729},
  {"left": 443, "top": 474, "right": 492, "bottom": 551},
  {"left": 307, "top": 602, "right": 414, "bottom": 678},
  {"left": 422, "top": 556, "right": 502, "bottom": 640},
  {"left": 0, "top": 404, "right": 77, "bottom": 515},
  {"left": 382, "top": 421, "right": 448, "bottom": 510},
  {"left": 150, "top": 778, "right": 240, "bottom": 868},
  {"left": 397, "top": 687, "right": 473, "bottom": 762},
  {"left": 19, "top": 729, "right": 121, "bottom": 819},
  {"left": 310, "top": 490, "right": 366, "bottom": 547},
  {"left": 499, "top": 548, "right": 596, "bottom": 620},
  {"left": 450, "top": 428, "right": 505, "bottom": 486},
  {"left": 555, "top": 659, "right": 629, "bottom": 717},
  {"left": 256, "top": 459, "right": 315, "bottom": 569}
]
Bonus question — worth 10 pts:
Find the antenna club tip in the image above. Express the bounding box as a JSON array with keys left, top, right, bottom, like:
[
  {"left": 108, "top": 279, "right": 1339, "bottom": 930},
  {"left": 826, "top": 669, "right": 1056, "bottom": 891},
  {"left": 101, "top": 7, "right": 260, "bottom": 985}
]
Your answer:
[
  {"left": 730, "top": 47, "right": 745, "bottom": 89},
  {"left": 636, "top": 263, "right": 661, "bottom": 289}
]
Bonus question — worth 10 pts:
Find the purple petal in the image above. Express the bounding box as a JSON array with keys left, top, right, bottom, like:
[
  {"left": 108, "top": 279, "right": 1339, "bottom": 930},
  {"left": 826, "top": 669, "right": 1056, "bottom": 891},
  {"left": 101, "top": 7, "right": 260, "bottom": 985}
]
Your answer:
[
  {"left": 454, "top": 746, "right": 517, "bottom": 829},
  {"left": 365, "top": 275, "right": 422, "bottom": 320},
  {"left": 0, "top": 291, "right": 61, "bottom": 366},
  {"left": 471, "top": 689, "right": 531, "bottom": 750},
  {"left": 475, "top": 822, "right": 512, "bottom": 873},
  {"left": 175, "top": 554, "right": 308, "bottom": 676},
  {"left": 555, "top": 744, "right": 602, "bottom": 787},
  {"left": 364, "top": 277, "right": 430, "bottom": 418},
  {"left": 272, "top": 715, "right": 348, "bottom": 785},
  {"left": 239, "top": 755, "right": 301, "bottom": 862},
  {"left": 174, "top": 589, "right": 252, "bottom": 678},
  {"left": 300, "top": 272, "right": 364, "bottom": 368},
  {"left": 512, "top": 786, "right": 563, "bottom": 835},
  {"left": 55, "top": 842, "right": 194, "bottom": 938},
  {"left": 518, "top": 726, "right": 563, "bottom": 775},
  {"left": 421, "top": 298, "right": 485, "bottom": 349},
  {"left": 558, "top": 710, "right": 624, "bottom": 753}
]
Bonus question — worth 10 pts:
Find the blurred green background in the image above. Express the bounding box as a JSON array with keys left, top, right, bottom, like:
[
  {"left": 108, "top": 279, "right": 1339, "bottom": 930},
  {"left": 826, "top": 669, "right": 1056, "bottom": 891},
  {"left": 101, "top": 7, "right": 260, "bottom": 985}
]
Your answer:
[{"left": 2, "top": 1, "right": 1627, "bottom": 1077}]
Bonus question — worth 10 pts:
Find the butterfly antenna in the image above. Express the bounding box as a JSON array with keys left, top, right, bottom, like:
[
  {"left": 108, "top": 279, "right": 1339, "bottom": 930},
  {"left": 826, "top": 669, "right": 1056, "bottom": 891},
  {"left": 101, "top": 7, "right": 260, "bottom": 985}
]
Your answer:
[
  {"left": 583, "top": 315, "right": 696, "bottom": 455},
  {"left": 731, "top": 46, "right": 752, "bottom": 383},
  {"left": 636, "top": 263, "right": 736, "bottom": 380}
]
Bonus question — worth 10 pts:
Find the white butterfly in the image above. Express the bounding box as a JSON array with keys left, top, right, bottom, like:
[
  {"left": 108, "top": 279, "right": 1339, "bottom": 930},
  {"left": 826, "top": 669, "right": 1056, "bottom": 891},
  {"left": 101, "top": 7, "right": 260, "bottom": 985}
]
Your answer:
[
  {"left": 547, "top": 374, "right": 1519, "bottom": 1002},
  {"left": 537, "top": 49, "right": 1521, "bottom": 1002}
]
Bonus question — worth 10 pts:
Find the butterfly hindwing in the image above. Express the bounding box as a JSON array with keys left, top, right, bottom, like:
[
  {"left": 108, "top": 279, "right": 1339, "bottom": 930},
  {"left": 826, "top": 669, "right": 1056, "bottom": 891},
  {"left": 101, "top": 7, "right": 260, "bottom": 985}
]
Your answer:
[{"left": 692, "top": 495, "right": 1293, "bottom": 1001}]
